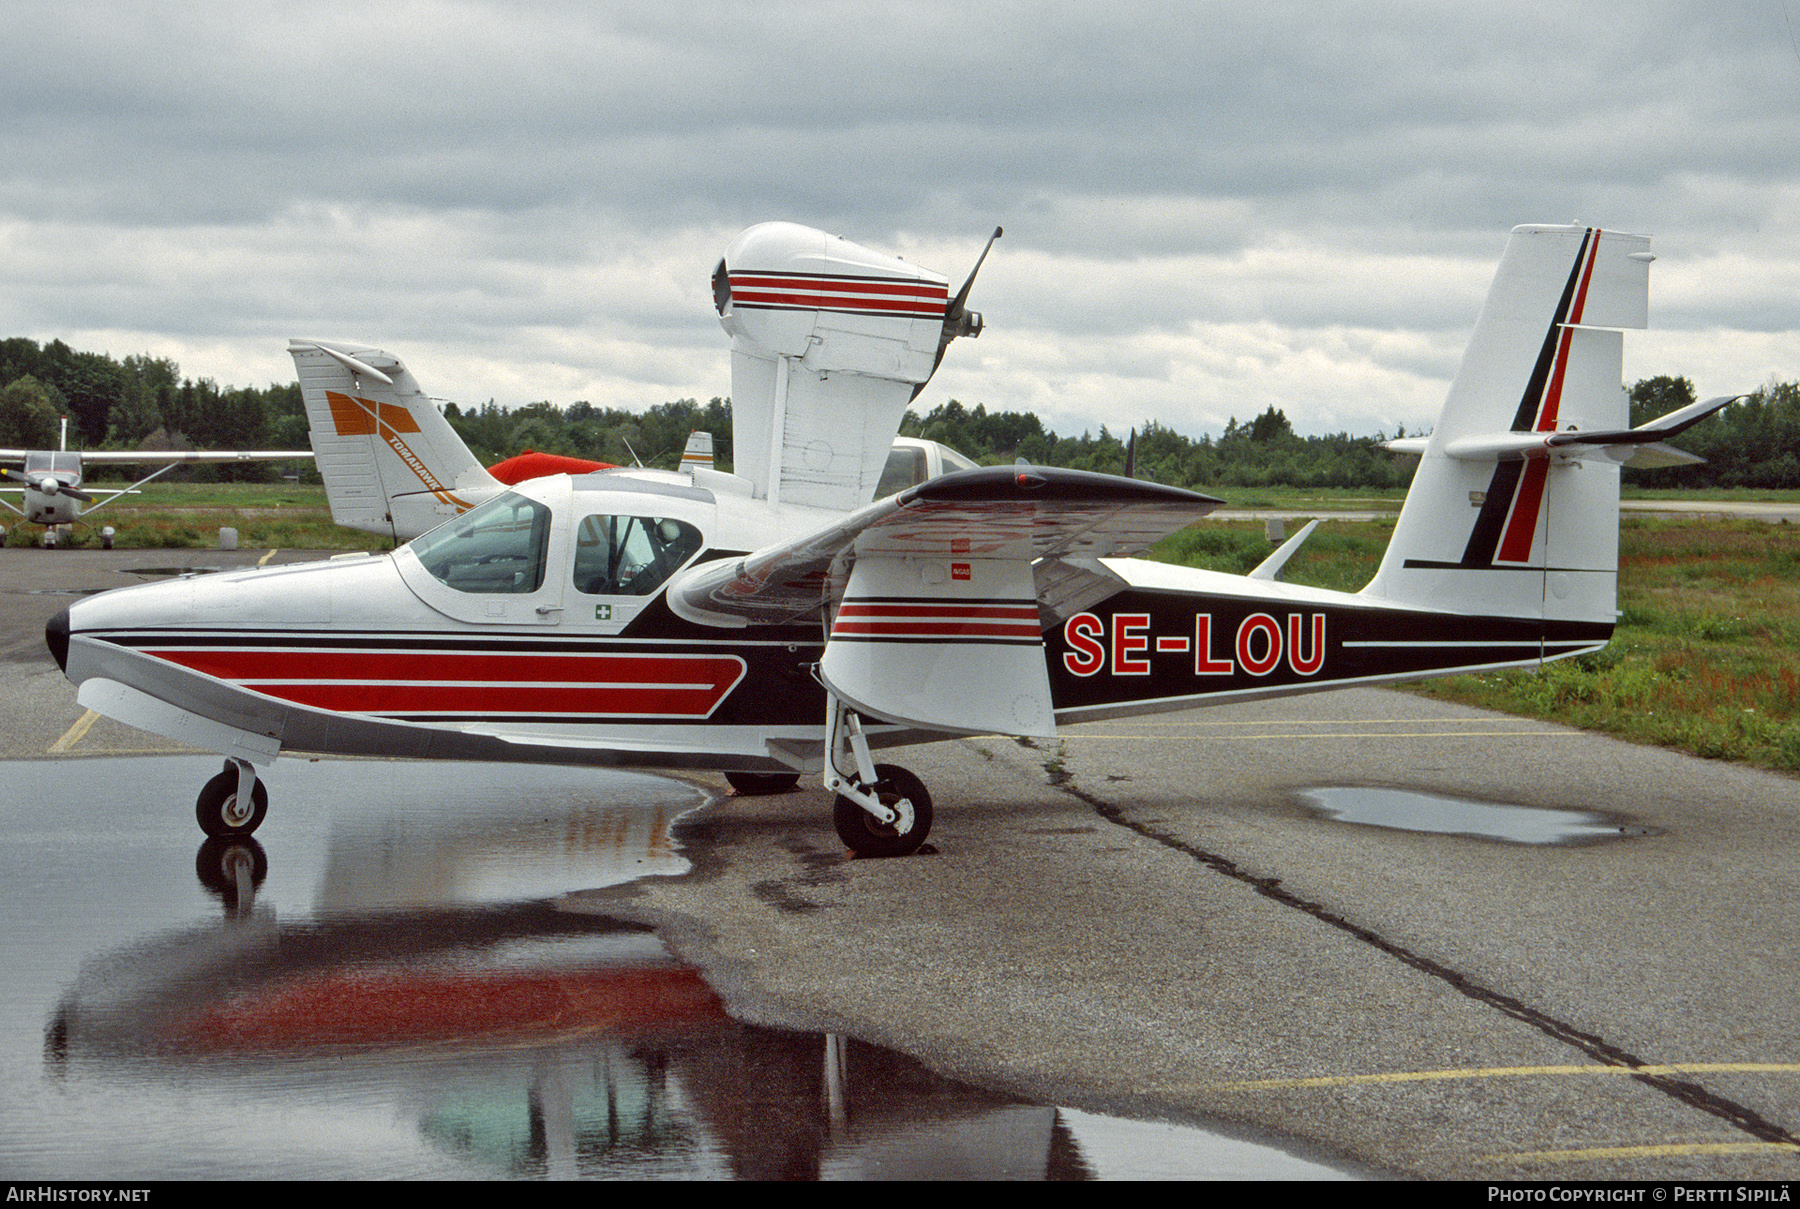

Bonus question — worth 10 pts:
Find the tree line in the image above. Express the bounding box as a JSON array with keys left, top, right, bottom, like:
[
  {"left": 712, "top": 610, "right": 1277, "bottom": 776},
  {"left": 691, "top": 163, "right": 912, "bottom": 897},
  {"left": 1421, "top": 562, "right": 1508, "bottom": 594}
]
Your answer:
[{"left": 3, "top": 336, "right": 1799, "bottom": 492}]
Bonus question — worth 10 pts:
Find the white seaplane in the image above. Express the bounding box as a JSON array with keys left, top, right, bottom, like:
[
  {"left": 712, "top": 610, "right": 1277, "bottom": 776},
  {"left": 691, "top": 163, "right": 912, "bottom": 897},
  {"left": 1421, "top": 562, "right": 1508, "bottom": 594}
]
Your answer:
[{"left": 47, "top": 222, "right": 1732, "bottom": 856}]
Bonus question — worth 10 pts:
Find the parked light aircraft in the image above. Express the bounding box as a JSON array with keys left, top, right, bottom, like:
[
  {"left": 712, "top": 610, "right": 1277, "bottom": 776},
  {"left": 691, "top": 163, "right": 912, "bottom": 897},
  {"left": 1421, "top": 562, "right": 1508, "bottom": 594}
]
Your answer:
[
  {"left": 46, "top": 222, "right": 1734, "bottom": 856},
  {"left": 289, "top": 337, "right": 978, "bottom": 543},
  {"left": 2, "top": 423, "right": 313, "bottom": 542}
]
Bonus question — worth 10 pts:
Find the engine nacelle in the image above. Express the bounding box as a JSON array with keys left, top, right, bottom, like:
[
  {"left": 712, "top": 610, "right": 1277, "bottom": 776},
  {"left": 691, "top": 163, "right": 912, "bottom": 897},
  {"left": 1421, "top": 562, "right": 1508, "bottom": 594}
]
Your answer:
[{"left": 715, "top": 222, "right": 949, "bottom": 384}]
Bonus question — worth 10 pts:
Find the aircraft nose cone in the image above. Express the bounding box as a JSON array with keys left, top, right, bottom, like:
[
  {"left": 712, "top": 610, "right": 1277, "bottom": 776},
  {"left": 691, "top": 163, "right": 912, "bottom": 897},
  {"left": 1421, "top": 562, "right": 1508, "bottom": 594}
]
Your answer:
[{"left": 46, "top": 608, "right": 69, "bottom": 672}]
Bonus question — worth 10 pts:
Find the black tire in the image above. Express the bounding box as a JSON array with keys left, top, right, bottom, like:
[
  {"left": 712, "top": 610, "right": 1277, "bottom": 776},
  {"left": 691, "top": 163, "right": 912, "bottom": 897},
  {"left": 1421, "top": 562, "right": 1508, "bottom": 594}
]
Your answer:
[
  {"left": 195, "top": 769, "right": 268, "bottom": 838},
  {"left": 726, "top": 771, "right": 802, "bottom": 795},
  {"left": 832, "top": 764, "right": 932, "bottom": 857},
  {"left": 195, "top": 837, "right": 268, "bottom": 908}
]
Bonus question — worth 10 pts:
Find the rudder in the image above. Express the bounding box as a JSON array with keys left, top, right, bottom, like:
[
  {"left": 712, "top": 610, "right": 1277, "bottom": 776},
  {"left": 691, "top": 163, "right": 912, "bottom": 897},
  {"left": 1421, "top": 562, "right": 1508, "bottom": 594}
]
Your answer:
[{"left": 1362, "top": 226, "right": 1651, "bottom": 635}]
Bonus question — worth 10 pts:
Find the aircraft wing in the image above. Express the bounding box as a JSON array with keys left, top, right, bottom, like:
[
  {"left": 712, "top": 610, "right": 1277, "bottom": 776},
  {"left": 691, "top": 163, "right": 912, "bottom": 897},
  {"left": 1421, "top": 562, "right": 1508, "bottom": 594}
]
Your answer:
[
  {"left": 73, "top": 450, "right": 314, "bottom": 464},
  {"left": 668, "top": 465, "right": 1221, "bottom": 629},
  {"left": 669, "top": 465, "right": 1218, "bottom": 737}
]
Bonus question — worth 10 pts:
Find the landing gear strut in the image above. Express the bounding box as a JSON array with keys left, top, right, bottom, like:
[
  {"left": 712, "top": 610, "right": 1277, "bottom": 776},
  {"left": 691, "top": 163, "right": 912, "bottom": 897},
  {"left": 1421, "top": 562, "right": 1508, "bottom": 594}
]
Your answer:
[
  {"left": 195, "top": 758, "right": 268, "bottom": 838},
  {"left": 823, "top": 697, "right": 932, "bottom": 857}
]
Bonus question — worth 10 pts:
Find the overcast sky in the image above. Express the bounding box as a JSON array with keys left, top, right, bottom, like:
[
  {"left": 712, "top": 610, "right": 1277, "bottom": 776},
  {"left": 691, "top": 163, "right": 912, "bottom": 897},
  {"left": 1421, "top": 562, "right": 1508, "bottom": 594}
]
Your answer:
[{"left": 5, "top": 0, "right": 1800, "bottom": 442}]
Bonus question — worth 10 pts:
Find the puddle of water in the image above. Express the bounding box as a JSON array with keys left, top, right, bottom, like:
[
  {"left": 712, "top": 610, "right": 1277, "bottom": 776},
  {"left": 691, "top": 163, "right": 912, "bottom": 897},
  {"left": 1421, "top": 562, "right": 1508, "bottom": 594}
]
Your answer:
[
  {"left": 1297, "top": 786, "right": 1643, "bottom": 845},
  {"left": 44, "top": 905, "right": 1354, "bottom": 1180},
  {"left": 2, "top": 756, "right": 1357, "bottom": 1180}
]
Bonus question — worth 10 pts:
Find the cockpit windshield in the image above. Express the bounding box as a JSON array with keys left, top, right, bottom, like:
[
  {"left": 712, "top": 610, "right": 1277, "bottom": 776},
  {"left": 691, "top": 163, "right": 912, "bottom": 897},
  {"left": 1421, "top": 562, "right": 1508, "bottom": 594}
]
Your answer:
[
  {"left": 24, "top": 452, "right": 80, "bottom": 478},
  {"left": 410, "top": 492, "right": 551, "bottom": 594}
]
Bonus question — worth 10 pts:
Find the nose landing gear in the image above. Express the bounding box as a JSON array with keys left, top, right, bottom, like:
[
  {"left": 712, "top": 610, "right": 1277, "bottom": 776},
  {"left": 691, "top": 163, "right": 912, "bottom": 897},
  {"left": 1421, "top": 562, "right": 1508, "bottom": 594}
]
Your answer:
[{"left": 195, "top": 759, "right": 268, "bottom": 838}]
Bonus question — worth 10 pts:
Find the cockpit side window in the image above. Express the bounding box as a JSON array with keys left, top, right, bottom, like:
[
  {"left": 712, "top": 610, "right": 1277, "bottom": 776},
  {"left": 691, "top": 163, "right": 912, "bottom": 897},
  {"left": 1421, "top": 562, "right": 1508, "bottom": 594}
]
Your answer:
[
  {"left": 573, "top": 515, "right": 702, "bottom": 596},
  {"left": 875, "top": 446, "right": 928, "bottom": 499},
  {"left": 938, "top": 447, "right": 980, "bottom": 473},
  {"left": 411, "top": 492, "right": 550, "bottom": 594}
]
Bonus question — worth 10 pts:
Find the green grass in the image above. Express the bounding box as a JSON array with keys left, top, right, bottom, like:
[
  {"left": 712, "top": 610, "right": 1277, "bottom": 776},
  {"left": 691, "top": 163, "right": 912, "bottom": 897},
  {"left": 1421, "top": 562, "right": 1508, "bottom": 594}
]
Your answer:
[
  {"left": 1201, "top": 486, "right": 1406, "bottom": 512},
  {"left": 1157, "top": 514, "right": 1800, "bottom": 773},
  {"left": 4, "top": 482, "right": 387, "bottom": 551}
]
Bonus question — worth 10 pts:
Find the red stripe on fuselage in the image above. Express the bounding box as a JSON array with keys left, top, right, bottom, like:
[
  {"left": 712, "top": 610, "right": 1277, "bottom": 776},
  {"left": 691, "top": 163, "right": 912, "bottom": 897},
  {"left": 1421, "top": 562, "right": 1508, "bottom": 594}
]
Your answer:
[{"left": 144, "top": 648, "right": 748, "bottom": 719}]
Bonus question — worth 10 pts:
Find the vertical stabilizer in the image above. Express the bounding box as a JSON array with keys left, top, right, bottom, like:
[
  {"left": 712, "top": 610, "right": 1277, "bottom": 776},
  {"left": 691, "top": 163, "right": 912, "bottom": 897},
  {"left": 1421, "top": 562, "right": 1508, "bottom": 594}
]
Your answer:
[
  {"left": 680, "top": 430, "right": 715, "bottom": 474},
  {"left": 1362, "top": 226, "right": 1651, "bottom": 632},
  {"left": 714, "top": 224, "right": 955, "bottom": 513},
  {"left": 289, "top": 340, "right": 502, "bottom": 540}
]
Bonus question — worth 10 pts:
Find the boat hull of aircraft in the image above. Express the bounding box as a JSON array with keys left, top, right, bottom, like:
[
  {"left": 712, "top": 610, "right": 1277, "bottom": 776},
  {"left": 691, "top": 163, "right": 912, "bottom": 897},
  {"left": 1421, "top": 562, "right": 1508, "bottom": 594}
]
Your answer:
[{"left": 48, "top": 549, "right": 1612, "bottom": 771}]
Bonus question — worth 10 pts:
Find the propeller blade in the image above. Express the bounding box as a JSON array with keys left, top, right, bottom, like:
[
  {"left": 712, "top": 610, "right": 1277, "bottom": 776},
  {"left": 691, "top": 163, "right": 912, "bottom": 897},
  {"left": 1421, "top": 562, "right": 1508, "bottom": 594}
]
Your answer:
[
  {"left": 913, "top": 226, "right": 1003, "bottom": 400},
  {"left": 1124, "top": 428, "right": 1137, "bottom": 480},
  {"left": 944, "top": 225, "right": 1003, "bottom": 338}
]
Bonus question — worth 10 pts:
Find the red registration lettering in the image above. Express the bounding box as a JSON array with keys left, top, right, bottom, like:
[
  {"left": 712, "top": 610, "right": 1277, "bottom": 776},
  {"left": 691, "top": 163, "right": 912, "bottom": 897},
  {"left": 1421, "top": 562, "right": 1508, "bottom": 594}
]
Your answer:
[
  {"left": 1194, "top": 614, "right": 1233, "bottom": 675},
  {"left": 1112, "top": 613, "right": 1150, "bottom": 675},
  {"left": 1063, "top": 613, "right": 1105, "bottom": 676},
  {"left": 1287, "top": 612, "right": 1326, "bottom": 675},
  {"left": 1236, "top": 613, "right": 1283, "bottom": 676}
]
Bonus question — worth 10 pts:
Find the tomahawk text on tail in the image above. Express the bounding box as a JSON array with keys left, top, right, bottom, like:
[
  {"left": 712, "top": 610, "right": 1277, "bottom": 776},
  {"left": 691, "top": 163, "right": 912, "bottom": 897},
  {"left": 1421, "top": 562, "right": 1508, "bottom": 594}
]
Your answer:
[{"left": 52, "top": 222, "right": 1734, "bottom": 859}]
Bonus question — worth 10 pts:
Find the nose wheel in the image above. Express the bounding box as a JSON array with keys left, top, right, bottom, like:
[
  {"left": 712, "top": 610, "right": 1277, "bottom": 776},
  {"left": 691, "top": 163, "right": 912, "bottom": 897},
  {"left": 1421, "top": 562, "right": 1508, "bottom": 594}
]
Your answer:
[{"left": 195, "top": 761, "right": 268, "bottom": 837}]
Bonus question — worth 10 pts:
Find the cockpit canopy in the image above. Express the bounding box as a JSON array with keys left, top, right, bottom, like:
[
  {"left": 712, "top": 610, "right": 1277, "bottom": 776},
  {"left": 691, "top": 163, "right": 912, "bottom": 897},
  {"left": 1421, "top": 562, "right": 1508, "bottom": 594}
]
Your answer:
[
  {"left": 410, "top": 490, "right": 704, "bottom": 598},
  {"left": 573, "top": 513, "right": 702, "bottom": 596}
]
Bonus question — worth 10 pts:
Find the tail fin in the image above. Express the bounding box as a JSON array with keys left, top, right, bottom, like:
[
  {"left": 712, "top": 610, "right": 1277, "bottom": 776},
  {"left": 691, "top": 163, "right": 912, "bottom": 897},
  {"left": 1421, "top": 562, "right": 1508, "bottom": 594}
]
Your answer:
[
  {"left": 288, "top": 340, "right": 502, "bottom": 541},
  {"left": 1362, "top": 226, "right": 1652, "bottom": 630},
  {"left": 713, "top": 223, "right": 981, "bottom": 513},
  {"left": 680, "top": 430, "right": 715, "bottom": 473}
]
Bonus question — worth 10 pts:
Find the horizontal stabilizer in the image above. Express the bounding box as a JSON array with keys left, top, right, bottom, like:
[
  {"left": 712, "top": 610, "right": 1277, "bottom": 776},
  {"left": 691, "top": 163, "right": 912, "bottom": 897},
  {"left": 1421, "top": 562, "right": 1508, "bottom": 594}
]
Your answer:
[
  {"left": 1248, "top": 519, "right": 1320, "bottom": 581},
  {"left": 1396, "top": 394, "right": 1741, "bottom": 466}
]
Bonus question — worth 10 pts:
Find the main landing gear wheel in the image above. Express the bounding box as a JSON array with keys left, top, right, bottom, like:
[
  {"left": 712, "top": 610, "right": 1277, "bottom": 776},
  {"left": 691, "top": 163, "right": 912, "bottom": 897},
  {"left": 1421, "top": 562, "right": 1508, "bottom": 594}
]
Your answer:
[
  {"left": 726, "top": 771, "right": 801, "bottom": 795},
  {"left": 195, "top": 768, "right": 268, "bottom": 838},
  {"left": 833, "top": 764, "right": 933, "bottom": 858}
]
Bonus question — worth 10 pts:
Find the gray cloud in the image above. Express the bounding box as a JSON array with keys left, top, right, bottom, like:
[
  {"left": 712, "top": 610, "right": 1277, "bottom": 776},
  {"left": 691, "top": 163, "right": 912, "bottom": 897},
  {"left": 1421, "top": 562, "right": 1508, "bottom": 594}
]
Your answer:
[{"left": 3, "top": 0, "right": 1798, "bottom": 438}]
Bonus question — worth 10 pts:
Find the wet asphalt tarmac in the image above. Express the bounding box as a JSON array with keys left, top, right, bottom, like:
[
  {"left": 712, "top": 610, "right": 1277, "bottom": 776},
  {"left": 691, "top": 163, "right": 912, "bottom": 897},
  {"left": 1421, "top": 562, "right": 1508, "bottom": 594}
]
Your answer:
[{"left": 4, "top": 546, "right": 1799, "bottom": 1180}]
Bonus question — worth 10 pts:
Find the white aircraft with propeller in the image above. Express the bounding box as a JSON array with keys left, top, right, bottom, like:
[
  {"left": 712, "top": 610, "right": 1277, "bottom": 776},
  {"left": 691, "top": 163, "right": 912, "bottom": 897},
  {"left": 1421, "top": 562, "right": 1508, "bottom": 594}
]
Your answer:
[
  {"left": 2, "top": 419, "right": 312, "bottom": 544},
  {"left": 46, "top": 221, "right": 1734, "bottom": 856}
]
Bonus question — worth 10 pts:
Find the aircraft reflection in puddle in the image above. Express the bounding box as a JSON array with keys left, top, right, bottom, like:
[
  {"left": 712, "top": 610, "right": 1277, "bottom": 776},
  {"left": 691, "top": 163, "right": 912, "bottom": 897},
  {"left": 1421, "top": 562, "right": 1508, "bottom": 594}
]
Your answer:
[
  {"left": 1297, "top": 786, "right": 1655, "bottom": 845},
  {"left": 44, "top": 897, "right": 1347, "bottom": 1178},
  {"left": 40, "top": 771, "right": 1353, "bottom": 1180}
]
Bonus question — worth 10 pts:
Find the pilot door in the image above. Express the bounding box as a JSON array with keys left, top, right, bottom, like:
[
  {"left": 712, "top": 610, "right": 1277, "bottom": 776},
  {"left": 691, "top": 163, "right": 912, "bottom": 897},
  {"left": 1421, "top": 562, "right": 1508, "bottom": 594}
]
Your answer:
[{"left": 566, "top": 511, "right": 704, "bottom": 636}]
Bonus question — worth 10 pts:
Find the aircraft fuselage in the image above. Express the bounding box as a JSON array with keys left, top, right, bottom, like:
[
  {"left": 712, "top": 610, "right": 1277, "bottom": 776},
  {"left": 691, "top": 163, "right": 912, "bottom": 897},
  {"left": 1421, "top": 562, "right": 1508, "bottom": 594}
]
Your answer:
[{"left": 49, "top": 465, "right": 1610, "bottom": 778}]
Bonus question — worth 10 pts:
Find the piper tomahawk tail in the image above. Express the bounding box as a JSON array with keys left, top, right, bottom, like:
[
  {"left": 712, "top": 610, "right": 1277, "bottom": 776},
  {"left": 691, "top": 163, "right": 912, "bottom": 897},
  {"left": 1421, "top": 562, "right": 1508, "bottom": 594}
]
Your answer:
[{"left": 47, "top": 223, "right": 1733, "bottom": 856}]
